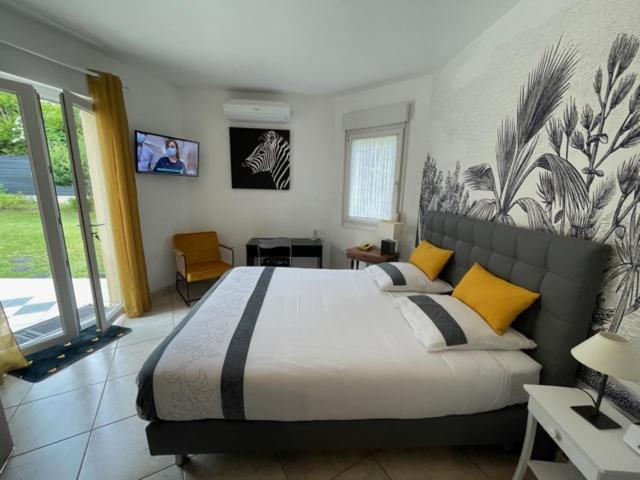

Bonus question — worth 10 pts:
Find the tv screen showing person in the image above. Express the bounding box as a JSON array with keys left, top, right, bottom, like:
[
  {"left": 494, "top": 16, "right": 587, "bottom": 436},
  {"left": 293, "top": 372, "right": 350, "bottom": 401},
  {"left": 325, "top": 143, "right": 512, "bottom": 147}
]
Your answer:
[{"left": 134, "top": 130, "right": 199, "bottom": 176}]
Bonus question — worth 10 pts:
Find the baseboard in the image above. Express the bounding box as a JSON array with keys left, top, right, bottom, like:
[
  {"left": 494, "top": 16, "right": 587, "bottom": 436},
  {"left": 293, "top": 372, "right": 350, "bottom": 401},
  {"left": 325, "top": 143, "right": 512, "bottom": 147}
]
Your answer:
[{"left": 150, "top": 285, "right": 174, "bottom": 301}]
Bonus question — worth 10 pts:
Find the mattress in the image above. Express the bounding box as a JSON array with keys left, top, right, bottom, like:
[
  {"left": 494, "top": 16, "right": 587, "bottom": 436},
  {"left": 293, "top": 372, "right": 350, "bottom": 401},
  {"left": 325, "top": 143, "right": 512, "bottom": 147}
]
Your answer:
[{"left": 137, "top": 267, "right": 541, "bottom": 422}]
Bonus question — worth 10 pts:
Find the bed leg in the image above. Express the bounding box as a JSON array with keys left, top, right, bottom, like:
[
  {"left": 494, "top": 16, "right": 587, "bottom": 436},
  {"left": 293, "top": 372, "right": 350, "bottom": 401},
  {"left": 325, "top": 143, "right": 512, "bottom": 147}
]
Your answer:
[{"left": 175, "top": 454, "right": 188, "bottom": 467}]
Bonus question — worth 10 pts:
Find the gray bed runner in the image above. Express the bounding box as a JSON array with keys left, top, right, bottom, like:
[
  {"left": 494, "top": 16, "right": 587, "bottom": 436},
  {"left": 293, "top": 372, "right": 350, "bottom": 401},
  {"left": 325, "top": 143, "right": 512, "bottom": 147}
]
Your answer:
[{"left": 221, "top": 267, "right": 275, "bottom": 420}]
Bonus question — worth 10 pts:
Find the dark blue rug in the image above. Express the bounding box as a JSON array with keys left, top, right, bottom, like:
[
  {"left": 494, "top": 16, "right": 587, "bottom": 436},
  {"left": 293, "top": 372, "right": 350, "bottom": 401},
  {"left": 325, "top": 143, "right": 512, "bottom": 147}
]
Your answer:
[{"left": 10, "top": 325, "right": 131, "bottom": 382}]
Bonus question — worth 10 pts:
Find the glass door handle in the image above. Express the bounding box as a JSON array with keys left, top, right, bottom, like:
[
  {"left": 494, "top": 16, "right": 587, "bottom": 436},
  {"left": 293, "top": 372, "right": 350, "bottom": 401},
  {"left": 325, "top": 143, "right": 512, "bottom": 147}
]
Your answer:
[
  {"left": 90, "top": 224, "right": 104, "bottom": 241},
  {"left": 76, "top": 223, "right": 104, "bottom": 240}
]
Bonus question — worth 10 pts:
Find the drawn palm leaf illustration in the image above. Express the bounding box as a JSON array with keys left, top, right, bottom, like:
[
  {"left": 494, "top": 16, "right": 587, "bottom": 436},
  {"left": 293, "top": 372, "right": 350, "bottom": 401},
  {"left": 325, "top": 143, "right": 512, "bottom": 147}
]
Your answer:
[
  {"left": 464, "top": 42, "right": 588, "bottom": 232},
  {"left": 552, "top": 33, "right": 640, "bottom": 243},
  {"left": 564, "top": 175, "right": 616, "bottom": 239},
  {"left": 606, "top": 206, "right": 640, "bottom": 332},
  {"left": 418, "top": 155, "right": 469, "bottom": 226}
]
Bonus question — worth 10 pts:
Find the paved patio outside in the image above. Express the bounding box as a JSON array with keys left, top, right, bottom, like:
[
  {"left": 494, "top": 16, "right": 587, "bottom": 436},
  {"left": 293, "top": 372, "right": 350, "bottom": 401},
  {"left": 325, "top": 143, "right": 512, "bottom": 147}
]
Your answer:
[{"left": 0, "top": 277, "right": 111, "bottom": 340}]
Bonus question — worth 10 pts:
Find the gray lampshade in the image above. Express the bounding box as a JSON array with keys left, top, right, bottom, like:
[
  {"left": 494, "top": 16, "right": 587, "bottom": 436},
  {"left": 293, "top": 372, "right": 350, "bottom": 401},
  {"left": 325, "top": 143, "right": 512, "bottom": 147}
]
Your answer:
[{"left": 571, "top": 332, "right": 640, "bottom": 382}]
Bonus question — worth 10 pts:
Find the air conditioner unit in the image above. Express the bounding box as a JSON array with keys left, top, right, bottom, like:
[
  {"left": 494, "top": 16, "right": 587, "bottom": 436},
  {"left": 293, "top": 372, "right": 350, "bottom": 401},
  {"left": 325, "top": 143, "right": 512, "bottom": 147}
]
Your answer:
[{"left": 223, "top": 99, "right": 291, "bottom": 123}]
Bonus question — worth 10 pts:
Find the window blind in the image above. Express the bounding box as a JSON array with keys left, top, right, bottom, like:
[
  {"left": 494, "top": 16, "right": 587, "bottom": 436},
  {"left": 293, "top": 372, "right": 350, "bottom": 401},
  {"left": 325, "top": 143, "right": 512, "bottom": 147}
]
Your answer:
[{"left": 347, "top": 134, "right": 398, "bottom": 221}]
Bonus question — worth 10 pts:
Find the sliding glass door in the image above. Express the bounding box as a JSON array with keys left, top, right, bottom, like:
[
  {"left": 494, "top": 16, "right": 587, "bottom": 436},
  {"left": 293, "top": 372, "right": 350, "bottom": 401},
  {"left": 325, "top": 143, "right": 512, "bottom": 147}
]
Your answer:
[{"left": 0, "top": 77, "right": 120, "bottom": 353}]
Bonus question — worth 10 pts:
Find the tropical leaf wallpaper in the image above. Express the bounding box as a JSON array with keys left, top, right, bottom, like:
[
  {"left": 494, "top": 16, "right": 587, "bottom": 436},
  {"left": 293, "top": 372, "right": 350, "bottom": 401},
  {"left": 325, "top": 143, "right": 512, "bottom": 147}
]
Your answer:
[{"left": 418, "top": 31, "right": 640, "bottom": 418}]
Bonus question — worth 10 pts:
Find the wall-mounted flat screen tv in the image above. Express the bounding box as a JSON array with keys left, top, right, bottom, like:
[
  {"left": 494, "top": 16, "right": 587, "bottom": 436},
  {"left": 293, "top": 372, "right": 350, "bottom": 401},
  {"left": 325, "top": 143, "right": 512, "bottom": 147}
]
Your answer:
[{"left": 135, "top": 130, "right": 199, "bottom": 177}]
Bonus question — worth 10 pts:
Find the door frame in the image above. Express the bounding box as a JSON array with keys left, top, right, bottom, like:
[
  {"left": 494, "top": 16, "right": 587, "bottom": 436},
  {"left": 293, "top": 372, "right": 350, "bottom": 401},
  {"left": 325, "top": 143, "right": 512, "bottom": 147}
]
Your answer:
[{"left": 0, "top": 78, "right": 80, "bottom": 354}]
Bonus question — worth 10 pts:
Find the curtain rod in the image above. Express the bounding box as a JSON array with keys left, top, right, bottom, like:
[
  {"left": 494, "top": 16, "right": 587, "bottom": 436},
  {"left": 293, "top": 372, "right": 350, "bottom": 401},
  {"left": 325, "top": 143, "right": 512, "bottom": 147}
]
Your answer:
[
  {"left": 1, "top": 39, "right": 100, "bottom": 78},
  {"left": 1, "top": 39, "right": 131, "bottom": 92}
]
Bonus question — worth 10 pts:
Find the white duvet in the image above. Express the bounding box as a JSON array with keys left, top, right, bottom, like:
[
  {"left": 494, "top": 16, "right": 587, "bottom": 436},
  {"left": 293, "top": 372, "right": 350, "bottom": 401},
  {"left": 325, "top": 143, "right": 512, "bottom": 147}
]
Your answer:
[{"left": 148, "top": 267, "right": 541, "bottom": 421}]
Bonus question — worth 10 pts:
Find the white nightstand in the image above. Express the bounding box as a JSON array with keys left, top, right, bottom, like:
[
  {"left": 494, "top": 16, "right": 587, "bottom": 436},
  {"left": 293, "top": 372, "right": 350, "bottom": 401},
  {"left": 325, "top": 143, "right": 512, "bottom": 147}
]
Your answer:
[{"left": 514, "top": 384, "right": 640, "bottom": 480}]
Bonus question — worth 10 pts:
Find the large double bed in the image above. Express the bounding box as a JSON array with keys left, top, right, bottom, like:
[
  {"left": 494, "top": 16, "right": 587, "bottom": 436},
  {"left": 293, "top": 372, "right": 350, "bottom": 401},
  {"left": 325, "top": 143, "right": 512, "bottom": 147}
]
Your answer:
[{"left": 136, "top": 212, "right": 609, "bottom": 461}]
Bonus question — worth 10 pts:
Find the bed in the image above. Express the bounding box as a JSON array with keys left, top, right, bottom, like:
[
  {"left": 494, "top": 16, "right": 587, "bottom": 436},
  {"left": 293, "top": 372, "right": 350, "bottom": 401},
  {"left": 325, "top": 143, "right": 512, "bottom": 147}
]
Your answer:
[{"left": 136, "top": 211, "right": 609, "bottom": 462}]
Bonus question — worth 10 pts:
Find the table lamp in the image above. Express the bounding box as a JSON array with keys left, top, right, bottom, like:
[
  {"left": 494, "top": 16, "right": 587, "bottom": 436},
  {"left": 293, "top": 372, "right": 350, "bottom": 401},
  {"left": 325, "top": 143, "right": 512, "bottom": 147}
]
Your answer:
[
  {"left": 570, "top": 332, "right": 640, "bottom": 430},
  {"left": 377, "top": 220, "right": 402, "bottom": 255}
]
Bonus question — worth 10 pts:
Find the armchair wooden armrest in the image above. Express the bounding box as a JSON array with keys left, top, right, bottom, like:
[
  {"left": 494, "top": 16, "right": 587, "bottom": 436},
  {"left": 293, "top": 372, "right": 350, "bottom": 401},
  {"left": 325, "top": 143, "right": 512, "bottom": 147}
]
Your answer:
[
  {"left": 174, "top": 248, "right": 187, "bottom": 276},
  {"left": 219, "top": 244, "right": 235, "bottom": 266}
]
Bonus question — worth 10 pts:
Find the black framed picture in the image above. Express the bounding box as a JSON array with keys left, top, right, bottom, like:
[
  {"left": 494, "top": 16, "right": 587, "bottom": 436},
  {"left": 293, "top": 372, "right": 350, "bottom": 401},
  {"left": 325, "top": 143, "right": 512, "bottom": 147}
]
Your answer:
[{"left": 229, "top": 127, "right": 291, "bottom": 190}]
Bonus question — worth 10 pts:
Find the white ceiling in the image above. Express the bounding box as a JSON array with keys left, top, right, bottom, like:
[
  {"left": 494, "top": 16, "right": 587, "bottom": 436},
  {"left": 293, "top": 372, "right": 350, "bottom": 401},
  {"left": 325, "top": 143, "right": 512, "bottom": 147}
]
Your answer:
[{"left": 6, "top": 0, "right": 520, "bottom": 94}]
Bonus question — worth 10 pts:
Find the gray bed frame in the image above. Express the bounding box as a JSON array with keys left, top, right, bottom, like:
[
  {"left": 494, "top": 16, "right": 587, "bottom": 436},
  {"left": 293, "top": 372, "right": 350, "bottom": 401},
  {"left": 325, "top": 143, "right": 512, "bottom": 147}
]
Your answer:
[{"left": 144, "top": 211, "right": 609, "bottom": 464}]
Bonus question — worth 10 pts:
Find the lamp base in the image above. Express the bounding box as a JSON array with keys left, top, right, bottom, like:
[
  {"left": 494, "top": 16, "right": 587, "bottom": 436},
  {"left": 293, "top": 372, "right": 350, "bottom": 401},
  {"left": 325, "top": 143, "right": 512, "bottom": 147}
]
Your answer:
[
  {"left": 571, "top": 405, "right": 621, "bottom": 430},
  {"left": 380, "top": 239, "right": 396, "bottom": 255}
]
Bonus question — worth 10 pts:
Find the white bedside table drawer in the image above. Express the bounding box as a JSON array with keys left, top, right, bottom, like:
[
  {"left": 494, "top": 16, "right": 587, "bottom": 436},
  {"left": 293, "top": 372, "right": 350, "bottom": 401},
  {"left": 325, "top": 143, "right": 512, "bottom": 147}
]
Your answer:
[
  {"left": 528, "top": 398, "right": 603, "bottom": 479},
  {"left": 528, "top": 460, "right": 585, "bottom": 480}
]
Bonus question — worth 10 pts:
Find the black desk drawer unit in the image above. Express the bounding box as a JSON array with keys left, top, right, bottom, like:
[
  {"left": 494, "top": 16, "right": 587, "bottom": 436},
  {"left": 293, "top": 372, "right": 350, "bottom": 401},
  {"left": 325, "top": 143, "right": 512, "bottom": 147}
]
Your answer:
[{"left": 246, "top": 238, "right": 323, "bottom": 268}]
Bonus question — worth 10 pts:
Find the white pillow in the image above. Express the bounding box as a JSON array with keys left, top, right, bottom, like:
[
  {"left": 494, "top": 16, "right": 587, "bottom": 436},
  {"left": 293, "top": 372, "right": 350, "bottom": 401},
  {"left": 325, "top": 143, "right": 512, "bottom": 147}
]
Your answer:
[
  {"left": 365, "top": 262, "right": 453, "bottom": 293},
  {"left": 393, "top": 294, "right": 537, "bottom": 352}
]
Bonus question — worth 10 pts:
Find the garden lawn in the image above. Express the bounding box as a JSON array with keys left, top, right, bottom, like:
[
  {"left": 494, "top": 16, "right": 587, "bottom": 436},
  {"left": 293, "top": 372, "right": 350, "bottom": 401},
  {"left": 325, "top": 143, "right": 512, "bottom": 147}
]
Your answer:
[{"left": 0, "top": 208, "right": 102, "bottom": 278}]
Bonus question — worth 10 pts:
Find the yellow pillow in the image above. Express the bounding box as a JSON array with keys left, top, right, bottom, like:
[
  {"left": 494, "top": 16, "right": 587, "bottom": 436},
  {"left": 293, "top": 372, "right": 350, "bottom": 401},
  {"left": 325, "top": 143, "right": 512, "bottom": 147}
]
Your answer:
[
  {"left": 452, "top": 263, "right": 540, "bottom": 335},
  {"left": 409, "top": 241, "right": 454, "bottom": 280}
]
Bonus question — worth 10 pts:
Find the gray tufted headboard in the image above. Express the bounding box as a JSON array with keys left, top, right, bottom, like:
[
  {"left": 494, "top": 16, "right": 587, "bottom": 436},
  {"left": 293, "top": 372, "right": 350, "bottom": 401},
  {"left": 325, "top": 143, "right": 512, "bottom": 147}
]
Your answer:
[{"left": 420, "top": 211, "right": 610, "bottom": 387}]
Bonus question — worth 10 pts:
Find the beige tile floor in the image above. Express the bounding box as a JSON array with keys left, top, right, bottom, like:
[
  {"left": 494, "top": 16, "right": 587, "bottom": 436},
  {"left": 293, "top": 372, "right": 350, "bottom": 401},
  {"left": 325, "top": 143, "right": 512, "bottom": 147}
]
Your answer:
[{"left": 0, "top": 291, "right": 535, "bottom": 480}]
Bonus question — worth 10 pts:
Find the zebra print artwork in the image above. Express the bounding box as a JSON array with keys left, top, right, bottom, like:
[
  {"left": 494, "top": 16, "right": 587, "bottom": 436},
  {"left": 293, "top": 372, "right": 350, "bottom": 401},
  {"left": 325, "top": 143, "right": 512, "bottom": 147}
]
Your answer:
[{"left": 230, "top": 127, "right": 290, "bottom": 190}]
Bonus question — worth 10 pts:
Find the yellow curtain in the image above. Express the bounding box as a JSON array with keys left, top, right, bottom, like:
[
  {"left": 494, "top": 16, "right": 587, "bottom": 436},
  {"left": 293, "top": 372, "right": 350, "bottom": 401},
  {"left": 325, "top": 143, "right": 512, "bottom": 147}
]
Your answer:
[
  {"left": 0, "top": 302, "right": 30, "bottom": 383},
  {"left": 88, "top": 73, "right": 151, "bottom": 317}
]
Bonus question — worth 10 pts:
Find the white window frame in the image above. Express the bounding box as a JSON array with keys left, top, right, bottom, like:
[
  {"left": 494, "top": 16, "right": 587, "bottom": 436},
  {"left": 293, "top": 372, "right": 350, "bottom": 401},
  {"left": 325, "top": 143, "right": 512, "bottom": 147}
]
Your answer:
[{"left": 342, "top": 124, "right": 405, "bottom": 229}]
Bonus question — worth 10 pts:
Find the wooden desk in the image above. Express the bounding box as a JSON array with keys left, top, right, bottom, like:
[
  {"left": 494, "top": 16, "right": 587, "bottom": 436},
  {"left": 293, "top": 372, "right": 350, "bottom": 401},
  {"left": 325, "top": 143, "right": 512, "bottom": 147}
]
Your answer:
[
  {"left": 246, "top": 238, "right": 323, "bottom": 268},
  {"left": 346, "top": 246, "right": 399, "bottom": 269}
]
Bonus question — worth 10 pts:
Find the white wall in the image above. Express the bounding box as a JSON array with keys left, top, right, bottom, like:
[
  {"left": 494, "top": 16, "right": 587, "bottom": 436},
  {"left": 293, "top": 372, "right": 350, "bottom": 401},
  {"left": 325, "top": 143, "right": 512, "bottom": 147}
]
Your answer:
[
  {"left": 0, "top": 8, "right": 189, "bottom": 292},
  {"left": 329, "top": 75, "right": 433, "bottom": 267},
  {"left": 180, "top": 89, "right": 334, "bottom": 267}
]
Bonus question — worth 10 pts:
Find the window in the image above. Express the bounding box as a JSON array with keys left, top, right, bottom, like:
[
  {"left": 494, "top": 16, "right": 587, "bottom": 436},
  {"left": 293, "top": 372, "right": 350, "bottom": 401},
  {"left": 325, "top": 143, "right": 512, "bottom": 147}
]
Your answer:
[{"left": 343, "top": 125, "right": 404, "bottom": 226}]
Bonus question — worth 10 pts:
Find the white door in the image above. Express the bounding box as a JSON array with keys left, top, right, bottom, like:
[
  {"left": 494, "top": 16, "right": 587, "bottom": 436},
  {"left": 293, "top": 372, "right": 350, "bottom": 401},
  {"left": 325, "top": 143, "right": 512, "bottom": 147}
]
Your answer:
[
  {"left": 60, "top": 90, "right": 120, "bottom": 331},
  {"left": 0, "top": 78, "right": 80, "bottom": 354}
]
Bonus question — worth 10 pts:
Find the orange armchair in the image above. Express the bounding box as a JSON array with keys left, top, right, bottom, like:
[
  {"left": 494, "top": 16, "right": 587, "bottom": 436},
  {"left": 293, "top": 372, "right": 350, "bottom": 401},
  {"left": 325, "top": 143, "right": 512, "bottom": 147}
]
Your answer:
[{"left": 174, "top": 231, "right": 234, "bottom": 305}]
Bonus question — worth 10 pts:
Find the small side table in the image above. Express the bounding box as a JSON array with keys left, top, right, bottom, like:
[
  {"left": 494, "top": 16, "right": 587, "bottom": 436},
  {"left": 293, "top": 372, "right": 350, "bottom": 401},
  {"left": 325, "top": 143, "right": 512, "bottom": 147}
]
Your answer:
[
  {"left": 346, "top": 246, "right": 399, "bottom": 269},
  {"left": 514, "top": 384, "right": 640, "bottom": 480}
]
